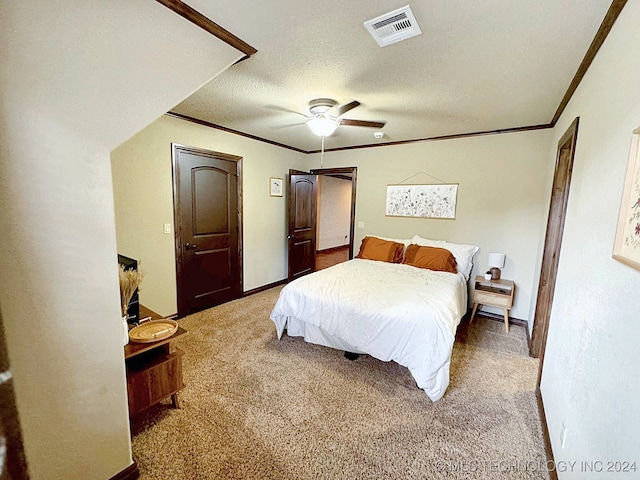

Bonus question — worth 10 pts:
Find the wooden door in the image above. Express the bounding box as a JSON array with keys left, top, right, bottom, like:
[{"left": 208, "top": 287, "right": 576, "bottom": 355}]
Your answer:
[
  {"left": 173, "top": 145, "right": 242, "bottom": 317},
  {"left": 288, "top": 172, "right": 317, "bottom": 281},
  {"left": 0, "top": 310, "right": 29, "bottom": 479},
  {"left": 530, "top": 118, "right": 579, "bottom": 364}
]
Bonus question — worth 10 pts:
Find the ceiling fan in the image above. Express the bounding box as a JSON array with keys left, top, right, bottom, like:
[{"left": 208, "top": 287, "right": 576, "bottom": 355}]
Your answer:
[{"left": 304, "top": 98, "right": 386, "bottom": 137}]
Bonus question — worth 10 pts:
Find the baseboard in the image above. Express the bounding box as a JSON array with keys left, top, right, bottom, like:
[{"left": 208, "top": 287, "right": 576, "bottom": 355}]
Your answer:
[
  {"left": 536, "top": 388, "right": 558, "bottom": 480},
  {"left": 472, "top": 309, "right": 528, "bottom": 328},
  {"left": 316, "top": 244, "right": 349, "bottom": 254},
  {"left": 110, "top": 461, "right": 139, "bottom": 480},
  {"left": 170, "top": 281, "right": 285, "bottom": 319},
  {"left": 243, "top": 279, "right": 287, "bottom": 297}
]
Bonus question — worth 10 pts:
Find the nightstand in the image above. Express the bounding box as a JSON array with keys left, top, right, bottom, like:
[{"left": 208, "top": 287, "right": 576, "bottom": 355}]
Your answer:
[
  {"left": 469, "top": 276, "right": 515, "bottom": 332},
  {"left": 124, "top": 306, "right": 187, "bottom": 418}
]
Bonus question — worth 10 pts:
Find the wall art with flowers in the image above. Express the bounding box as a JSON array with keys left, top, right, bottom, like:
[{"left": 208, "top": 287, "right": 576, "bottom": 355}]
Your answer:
[{"left": 613, "top": 126, "right": 640, "bottom": 270}]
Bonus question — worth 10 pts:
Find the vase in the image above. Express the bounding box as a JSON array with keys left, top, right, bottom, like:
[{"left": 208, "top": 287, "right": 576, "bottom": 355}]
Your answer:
[{"left": 122, "top": 315, "right": 130, "bottom": 346}]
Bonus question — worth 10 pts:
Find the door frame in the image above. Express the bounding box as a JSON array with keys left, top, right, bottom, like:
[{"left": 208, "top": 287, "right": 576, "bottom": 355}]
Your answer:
[
  {"left": 530, "top": 118, "right": 579, "bottom": 379},
  {"left": 171, "top": 143, "right": 243, "bottom": 317},
  {"left": 311, "top": 167, "right": 357, "bottom": 259}
]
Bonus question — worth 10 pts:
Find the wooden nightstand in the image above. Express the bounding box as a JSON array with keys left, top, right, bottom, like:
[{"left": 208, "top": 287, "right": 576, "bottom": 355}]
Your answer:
[
  {"left": 124, "top": 306, "right": 186, "bottom": 418},
  {"left": 469, "top": 276, "right": 515, "bottom": 332}
]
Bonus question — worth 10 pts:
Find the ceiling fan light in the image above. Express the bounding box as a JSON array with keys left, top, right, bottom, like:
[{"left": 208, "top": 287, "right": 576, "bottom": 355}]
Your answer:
[{"left": 307, "top": 115, "right": 340, "bottom": 137}]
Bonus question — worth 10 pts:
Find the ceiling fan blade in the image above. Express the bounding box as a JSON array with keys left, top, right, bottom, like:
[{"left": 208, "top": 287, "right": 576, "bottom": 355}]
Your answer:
[
  {"left": 336, "top": 100, "right": 361, "bottom": 117},
  {"left": 340, "top": 118, "right": 386, "bottom": 128},
  {"left": 273, "top": 122, "right": 306, "bottom": 130},
  {"left": 264, "top": 104, "right": 308, "bottom": 117}
]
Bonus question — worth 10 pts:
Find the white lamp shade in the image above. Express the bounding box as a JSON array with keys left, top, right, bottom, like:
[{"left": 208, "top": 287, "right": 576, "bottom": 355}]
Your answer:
[
  {"left": 307, "top": 115, "right": 340, "bottom": 137},
  {"left": 488, "top": 252, "right": 506, "bottom": 269}
]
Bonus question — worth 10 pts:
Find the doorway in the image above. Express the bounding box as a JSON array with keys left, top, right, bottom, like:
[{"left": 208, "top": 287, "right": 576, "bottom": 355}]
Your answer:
[
  {"left": 530, "top": 118, "right": 579, "bottom": 371},
  {"left": 172, "top": 144, "right": 243, "bottom": 317},
  {"left": 315, "top": 172, "right": 354, "bottom": 270},
  {"left": 287, "top": 167, "right": 357, "bottom": 280}
]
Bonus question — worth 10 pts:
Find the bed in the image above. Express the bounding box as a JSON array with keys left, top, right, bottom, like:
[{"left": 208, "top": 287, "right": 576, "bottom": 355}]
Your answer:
[{"left": 270, "top": 235, "right": 479, "bottom": 401}]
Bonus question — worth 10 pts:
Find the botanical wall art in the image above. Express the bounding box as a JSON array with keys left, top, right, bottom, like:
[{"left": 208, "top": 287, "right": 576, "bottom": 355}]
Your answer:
[
  {"left": 385, "top": 184, "right": 458, "bottom": 219},
  {"left": 613, "top": 126, "right": 640, "bottom": 270}
]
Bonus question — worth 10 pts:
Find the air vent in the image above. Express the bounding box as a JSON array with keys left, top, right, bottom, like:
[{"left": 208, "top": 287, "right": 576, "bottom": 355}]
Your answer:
[{"left": 364, "top": 5, "right": 422, "bottom": 47}]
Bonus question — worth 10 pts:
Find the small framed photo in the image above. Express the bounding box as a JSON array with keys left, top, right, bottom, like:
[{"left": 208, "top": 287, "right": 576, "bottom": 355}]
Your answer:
[{"left": 270, "top": 177, "right": 283, "bottom": 197}]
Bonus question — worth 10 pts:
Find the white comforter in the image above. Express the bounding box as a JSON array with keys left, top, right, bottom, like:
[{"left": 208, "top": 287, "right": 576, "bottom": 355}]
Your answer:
[{"left": 270, "top": 259, "right": 467, "bottom": 401}]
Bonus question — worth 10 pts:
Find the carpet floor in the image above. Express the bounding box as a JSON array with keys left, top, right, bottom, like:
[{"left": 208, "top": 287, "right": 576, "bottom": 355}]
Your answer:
[{"left": 131, "top": 287, "right": 549, "bottom": 479}]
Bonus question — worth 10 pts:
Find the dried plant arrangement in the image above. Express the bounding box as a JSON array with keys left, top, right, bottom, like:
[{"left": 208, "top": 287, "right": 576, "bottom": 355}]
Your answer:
[{"left": 118, "top": 264, "right": 143, "bottom": 317}]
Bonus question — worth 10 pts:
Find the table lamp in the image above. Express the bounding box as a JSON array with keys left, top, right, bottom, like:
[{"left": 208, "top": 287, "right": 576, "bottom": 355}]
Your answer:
[{"left": 488, "top": 253, "right": 506, "bottom": 280}]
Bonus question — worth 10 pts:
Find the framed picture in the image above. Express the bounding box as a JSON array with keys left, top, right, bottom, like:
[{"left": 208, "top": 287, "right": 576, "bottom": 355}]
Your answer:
[
  {"left": 613, "top": 126, "right": 640, "bottom": 270},
  {"left": 270, "top": 177, "right": 283, "bottom": 197},
  {"left": 385, "top": 184, "right": 458, "bottom": 219}
]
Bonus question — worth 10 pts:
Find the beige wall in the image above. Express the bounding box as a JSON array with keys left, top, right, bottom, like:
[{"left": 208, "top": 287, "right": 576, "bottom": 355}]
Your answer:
[
  {"left": 317, "top": 176, "right": 352, "bottom": 250},
  {"left": 111, "top": 115, "right": 308, "bottom": 316},
  {"left": 310, "top": 130, "right": 553, "bottom": 322},
  {"left": 0, "top": 2, "right": 242, "bottom": 479},
  {"left": 113, "top": 116, "right": 556, "bottom": 323},
  {"left": 112, "top": 118, "right": 555, "bottom": 322},
  {"left": 540, "top": 1, "right": 640, "bottom": 474}
]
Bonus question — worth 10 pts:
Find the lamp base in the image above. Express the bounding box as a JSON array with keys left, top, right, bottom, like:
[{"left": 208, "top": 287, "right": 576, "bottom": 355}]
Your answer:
[{"left": 490, "top": 267, "right": 501, "bottom": 280}]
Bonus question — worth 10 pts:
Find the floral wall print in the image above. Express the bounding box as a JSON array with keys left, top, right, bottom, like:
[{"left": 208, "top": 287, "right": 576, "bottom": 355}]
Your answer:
[
  {"left": 613, "top": 127, "right": 640, "bottom": 270},
  {"left": 385, "top": 184, "right": 458, "bottom": 219}
]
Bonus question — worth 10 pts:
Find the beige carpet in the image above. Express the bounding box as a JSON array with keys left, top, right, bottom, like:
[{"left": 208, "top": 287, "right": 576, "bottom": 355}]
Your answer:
[{"left": 131, "top": 288, "right": 549, "bottom": 479}]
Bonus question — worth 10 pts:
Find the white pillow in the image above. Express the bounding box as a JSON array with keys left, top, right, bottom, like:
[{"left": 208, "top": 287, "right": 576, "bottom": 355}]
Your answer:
[{"left": 411, "top": 235, "right": 479, "bottom": 280}]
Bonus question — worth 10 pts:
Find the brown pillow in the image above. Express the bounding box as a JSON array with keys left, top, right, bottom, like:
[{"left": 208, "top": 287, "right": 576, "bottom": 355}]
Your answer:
[
  {"left": 356, "top": 236, "right": 404, "bottom": 263},
  {"left": 402, "top": 244, "right": 457, "bottom": 274}
]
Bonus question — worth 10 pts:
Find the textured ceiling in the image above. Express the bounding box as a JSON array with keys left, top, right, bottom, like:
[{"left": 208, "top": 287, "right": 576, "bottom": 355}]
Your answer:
[{"left": 171, "top": 0, "right": 613, "bottom": 152}]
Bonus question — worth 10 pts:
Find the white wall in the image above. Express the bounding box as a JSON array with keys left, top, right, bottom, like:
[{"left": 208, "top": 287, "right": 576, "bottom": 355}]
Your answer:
[
  {"left": 311, "top": 130, "right": 553, "bottom": 322},
  {"left": 317, "top": 176, "right": 352, "bottom": 250},
  {"left": 0, "top": 1, "right": 242, "bottom": 479},
  {"left": 111, "top": 115, "right": 308, "bottom": 316},
  {"left": 539, "top": 1, "right": 640, "bottom": 476}
]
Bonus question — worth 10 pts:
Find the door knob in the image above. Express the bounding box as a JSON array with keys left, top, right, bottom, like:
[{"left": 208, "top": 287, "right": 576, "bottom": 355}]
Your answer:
[
  {"left": 185, "top": 243, "right": 198, "bottom": 250},
  {"left": 287, "top": 235, "right": 293, "bottom": 239}
]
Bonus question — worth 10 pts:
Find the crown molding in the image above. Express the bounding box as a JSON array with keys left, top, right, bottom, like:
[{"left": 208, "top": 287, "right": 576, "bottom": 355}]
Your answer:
[{"left": 155, "top": 0, "right": 257, "bottom": 56}]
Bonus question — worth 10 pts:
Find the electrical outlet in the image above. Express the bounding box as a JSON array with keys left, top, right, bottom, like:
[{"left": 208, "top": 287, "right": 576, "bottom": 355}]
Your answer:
[
  {"left": 163, "top": 223, "right": 171, "bottom": 234},
  {"left": 560, "top": 422, "right": 567, "bottom": 448},
  {"left": 357, "top": 221, "right": 365, "bottom": 229}
]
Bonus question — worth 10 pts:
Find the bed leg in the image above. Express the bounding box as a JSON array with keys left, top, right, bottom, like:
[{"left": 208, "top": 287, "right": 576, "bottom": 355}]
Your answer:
[{"left": 344, "top": 352, "right": 360, "bottom": 361}]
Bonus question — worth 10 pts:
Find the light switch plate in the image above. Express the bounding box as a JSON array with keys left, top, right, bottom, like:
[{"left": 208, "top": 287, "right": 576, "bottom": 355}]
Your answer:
[{"left": 163, "top": 223, "right": 171, "bottom": 234}]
